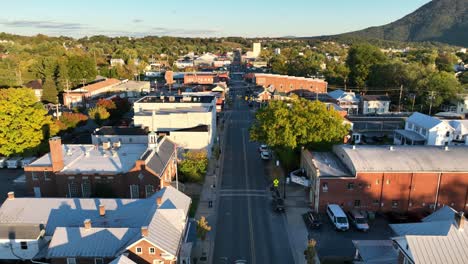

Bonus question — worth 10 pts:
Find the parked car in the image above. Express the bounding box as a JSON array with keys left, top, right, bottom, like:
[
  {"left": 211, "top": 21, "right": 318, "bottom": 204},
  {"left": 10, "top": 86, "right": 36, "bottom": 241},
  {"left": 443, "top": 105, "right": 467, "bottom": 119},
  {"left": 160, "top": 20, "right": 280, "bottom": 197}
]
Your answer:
[
  {"left": 326, "top": 204, "right": 349, "bottom": 231},
  {"left": 272, "top": 197, "right": 285, "bottom": 212},
  {"left": 302, "top": 211, "right": 322, "bottom": 229},
  {"left": 259, "top": 144, "right": 269, "bottom": 152},
  {"left": 260, "top": 151, "right": 271, "bottom": 160},
  {"left": 0, "top": 157, "right": 8, "bottom": 168},
  {"left": 347, "top": 210, "right": 369, "bottom": 232},
  {"left": 6, "top": 157, "right": 22, "bottom": 169}
]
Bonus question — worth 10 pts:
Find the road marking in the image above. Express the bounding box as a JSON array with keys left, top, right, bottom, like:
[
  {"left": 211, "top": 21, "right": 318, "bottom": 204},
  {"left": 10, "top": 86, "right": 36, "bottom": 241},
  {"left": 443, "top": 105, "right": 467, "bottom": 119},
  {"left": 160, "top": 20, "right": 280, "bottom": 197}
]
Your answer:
[
  {"left": 220, "top": 189, "right": 266, "bottom": 193},
  {"left": 242, "top": 129, "right": 256, "bottom": 264},
  {"left": 219, "top": 193, "right": 267, "bottom": 198}
]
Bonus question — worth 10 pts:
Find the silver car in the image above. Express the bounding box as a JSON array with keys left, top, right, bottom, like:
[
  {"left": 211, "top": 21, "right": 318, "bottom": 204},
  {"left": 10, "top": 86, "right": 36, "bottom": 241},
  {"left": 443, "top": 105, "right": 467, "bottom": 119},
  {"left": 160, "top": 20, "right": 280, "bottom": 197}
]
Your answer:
[{"left": 347, "top": 210, "right": 370, "bottom": 232}]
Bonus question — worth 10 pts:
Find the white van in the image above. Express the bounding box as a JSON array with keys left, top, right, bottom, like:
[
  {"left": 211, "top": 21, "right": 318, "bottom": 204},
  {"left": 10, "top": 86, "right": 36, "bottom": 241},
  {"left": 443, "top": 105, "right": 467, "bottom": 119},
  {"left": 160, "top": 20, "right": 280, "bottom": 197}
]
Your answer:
[{"left": 326, "top": 204, "right": 349, "bottom": 231}]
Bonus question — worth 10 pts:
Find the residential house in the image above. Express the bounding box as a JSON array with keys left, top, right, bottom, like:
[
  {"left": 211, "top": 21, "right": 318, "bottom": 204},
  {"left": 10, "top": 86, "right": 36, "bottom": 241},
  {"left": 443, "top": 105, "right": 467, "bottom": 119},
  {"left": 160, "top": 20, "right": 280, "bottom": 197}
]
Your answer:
[
  {"left": 328, "top": 89, "right": 359, "bottom": 115},
  {"left": 300, "top": 145, "right": 468, "bottom": 213},
  {"left": 444, "top": 119, "right": 468, "bottom": 145},
  {"left": 0, "top": 186, "right": 191, "bottom": 264},
  {"left": 359, "top": 95, "right": 391, "bottom": 115},
  {"left": 394, "top": 112, "right": 454, "bottom": 146},
  {"left": 110, "top": 58, "right": 125, "bottom": 67},
  {"left": 24, "top": 79, "right": 43, "bottom": 101},
  {"left": 133, "top": 95, "right": 217, "bottom": 156},
  {"left": 24, "top": 135, "right": 177, "bottom": 199},
  {"left": 354, "top": 206, "right": 468, "bottom": 264}
]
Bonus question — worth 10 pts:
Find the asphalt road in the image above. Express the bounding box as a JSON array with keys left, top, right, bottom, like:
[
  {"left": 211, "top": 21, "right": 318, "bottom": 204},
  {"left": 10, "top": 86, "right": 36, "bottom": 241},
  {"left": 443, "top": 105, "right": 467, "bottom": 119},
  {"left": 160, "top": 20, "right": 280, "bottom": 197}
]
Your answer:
[{"left": 213, "top": 75, "right": 294, "bottom": 264}]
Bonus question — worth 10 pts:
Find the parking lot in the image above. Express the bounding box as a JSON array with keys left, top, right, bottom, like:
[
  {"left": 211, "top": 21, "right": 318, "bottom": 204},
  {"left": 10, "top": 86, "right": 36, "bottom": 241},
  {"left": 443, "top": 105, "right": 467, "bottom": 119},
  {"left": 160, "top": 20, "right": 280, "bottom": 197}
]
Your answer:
[
  {"left": 308, "top": 212, "right": 394, "bottom": 259},
  {"left": 0, "top": 169, "right": 27, "bottom": 204}
]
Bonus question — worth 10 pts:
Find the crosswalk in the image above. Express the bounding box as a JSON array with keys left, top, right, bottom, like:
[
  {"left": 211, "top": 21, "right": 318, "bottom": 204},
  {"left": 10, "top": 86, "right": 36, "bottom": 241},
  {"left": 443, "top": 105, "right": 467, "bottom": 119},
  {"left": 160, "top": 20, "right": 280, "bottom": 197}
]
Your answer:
[{"left": 218, "top": 188, "right": 268, "bottom": 197}]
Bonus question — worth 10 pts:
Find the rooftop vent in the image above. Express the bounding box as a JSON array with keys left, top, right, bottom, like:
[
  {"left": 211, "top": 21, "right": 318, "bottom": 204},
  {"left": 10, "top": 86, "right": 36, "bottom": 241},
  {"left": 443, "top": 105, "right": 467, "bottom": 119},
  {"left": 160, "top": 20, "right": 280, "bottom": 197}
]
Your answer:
[
  {"left": 103, "top": 141, "right": 111, "bottom": 150},
  {"left": 84, "top": 219, "right": 91, "bottom": 230},
  {"left": 66, "top": 148, "right": 73, "bottom": 156},
  {"left": 389, "top": 146, "right": 395, "bottom": 151},
  {"left": 352, "top": 145, "right": 356, "bottom": 150},
  {"left": 85, "top": 151, "right": 90, "bottom": 157},
  {"left": 113, "top": 141, "right": 121, "bottom": 148},
  {"left": 444, "top": 146, "right": 449, "bottom": 151}
]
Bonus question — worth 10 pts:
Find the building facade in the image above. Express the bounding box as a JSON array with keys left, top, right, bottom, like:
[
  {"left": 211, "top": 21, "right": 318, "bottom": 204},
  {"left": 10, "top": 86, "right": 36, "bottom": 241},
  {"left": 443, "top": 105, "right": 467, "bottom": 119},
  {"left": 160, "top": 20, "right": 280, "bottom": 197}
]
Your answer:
[
  {"left": 254, "top": 73, "right": 327, "bottom": 94},
  {"left": 63, "top": 78, "right": 122, "bottom": 108},
  {"left": 24, "top": 136, "right": 177, "bottom": 199},
  {"left": 360, "top": 95, "right": 391, "bottom": 115},
  {"left": 301, "top": 145, "right": 468, "bottom": 214}
]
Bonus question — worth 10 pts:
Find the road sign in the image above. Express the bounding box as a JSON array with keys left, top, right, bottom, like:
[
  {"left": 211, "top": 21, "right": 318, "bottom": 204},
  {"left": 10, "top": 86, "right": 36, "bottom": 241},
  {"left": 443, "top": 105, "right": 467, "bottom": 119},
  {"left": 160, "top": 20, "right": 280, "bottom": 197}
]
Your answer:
[{"left": 273, "top": 178, "right": 279, "bottom": 187}]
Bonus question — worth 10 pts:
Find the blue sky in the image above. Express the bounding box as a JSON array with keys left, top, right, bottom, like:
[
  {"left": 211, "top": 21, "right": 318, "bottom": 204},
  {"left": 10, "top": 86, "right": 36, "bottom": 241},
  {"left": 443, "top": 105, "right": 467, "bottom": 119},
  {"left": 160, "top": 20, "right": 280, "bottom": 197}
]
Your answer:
[{"left": 0, "top": 0, "right": 431, "bottom": 38}]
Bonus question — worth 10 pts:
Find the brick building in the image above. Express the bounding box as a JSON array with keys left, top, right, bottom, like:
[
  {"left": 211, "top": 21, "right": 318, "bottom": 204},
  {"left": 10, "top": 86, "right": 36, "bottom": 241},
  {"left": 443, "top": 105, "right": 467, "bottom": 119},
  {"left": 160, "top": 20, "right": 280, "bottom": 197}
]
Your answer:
[
  {"left": 24, "top": 135, "right": 177, "bottom": 199},
  {"left": 301, "top": 145, "right": 468, "bottom": 214},
  {"left": 0, "top": 186, "right": 191, "bottom": 264},
  {"left": 254, "top": 73, "right": 327, "bottom": 94},
  {"left": 183, "top": 73, "right": 218, "bottom": 85},
  {"left": 63, "top": 78, "right": 122, "bottom": 108}
]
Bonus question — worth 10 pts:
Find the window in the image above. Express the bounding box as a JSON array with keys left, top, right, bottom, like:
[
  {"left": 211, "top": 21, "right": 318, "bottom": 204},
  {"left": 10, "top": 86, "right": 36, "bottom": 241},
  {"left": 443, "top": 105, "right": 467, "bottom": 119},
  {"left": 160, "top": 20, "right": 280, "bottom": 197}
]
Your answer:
[
  {"left": 392, "top": 200, "right": 399, "bottom": 208},
  {"left": 354, "top": 200, "right": 361, "bottom": 207},
  {"left": 446, "top": 131, "right": 450, "bottom": 137},
  {"left": 32, "top": 172, "right": 38, "bottom": 181},
  {"left": 82, "top": 180, "right": 91, "bottom": 198},
  {"left": 373, "top": 200, "right": 380, "bottom": 205},
  {"left": 95, "top": 258, "right": 104, "bottom": 264},
  {"left": 130, "top": 185, "right": 139, "bottom": 199},
  {"left": 44, "top": 171, "right": 51, "bottom": 181},
  {"left": 68, "top": 182, "right": 79, "bottom": 197},
  {"left": 67, "top": 258, "right": 77, "bottom": 264},
  {"left": 386, "top": 179, "right": 391, "bottom": 185},
  {"left": 366, "top": 184, "right": 371, "bottom": 189},
  {"left": 149, "top": 247, "right": 156, "bottom": 254},
  {"left": 322, "top": 183, "right": 328, "bottom": 192},
  {"left": 146, "top": 185, "right": 155, "bottom": 198},
  {"left": 20, "top": 241, "right": 27, "bottom": 250},
  {"left": 347, "top": 182, "right": 354, "bottom": 190},
  {"left": 136, "top": 247, "right": 142, "bottom": 254}
]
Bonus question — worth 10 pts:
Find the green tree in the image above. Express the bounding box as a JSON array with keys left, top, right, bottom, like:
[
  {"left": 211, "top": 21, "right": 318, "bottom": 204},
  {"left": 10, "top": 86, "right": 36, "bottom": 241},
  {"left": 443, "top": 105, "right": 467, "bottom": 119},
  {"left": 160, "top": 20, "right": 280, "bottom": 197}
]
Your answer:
[
  {"left": 250, "top": 96, "right": 349, "bottom": 150},
  {"left": 417, "top": 71, "right": 462, "bottom": 110},
  {"left": 178, "top": 150, "right": 208, "bottom": 183},
  {"left": 88, "top": 105, "right": 110, "bottom": 125},
  {"left": 324, "top": 61, "right": 350, "bottom": 86},
  {"left": 67, "top": 55, "right": 97, "bottom": 86},
  {"left": 435, "top": 52, "right": 457, "bottom": 72},
  {"left": 196, "top": 216, "right": 211, "bottom": 241},
  {"left": 270, "top": 54, "right": 288, "bottom": 75},
  {"left": 346, "top": 43, "right": 387, "bottom": 87},
  {"left": 41, "top": 78, "right": 58, "bottom": 103},
  {"left": 0, "top": 88, "right": 57, "bottom": 156}
]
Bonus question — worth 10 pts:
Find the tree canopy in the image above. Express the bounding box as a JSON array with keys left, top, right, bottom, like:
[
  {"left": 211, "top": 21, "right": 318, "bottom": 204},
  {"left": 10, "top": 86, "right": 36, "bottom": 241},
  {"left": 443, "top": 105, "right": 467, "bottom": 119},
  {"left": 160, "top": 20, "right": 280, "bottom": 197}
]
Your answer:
[
  {"left": 250, "top": 97, "right": 350, "bottom": 150},
  {"left": 346, "top": 43, "right": 387, "bottom": 87},
  {"left": 0, "top": 88, "right": 57, "bottom": 156}
]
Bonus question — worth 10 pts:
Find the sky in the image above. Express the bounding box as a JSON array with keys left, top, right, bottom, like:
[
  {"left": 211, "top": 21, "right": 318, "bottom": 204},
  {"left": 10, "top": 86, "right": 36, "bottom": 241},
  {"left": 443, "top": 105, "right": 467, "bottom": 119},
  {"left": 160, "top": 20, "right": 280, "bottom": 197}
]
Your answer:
[{"left": 0, "top": 0, "right": 432, "bottom": 38}]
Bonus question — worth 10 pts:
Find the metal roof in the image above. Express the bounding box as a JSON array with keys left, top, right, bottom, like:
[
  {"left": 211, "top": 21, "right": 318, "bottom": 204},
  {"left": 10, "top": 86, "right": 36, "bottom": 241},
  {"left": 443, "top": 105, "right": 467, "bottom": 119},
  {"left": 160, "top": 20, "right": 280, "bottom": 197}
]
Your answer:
[
  {"left": 394, "top": 129, "right": 426, "bottom": 141},
  {"left": 109, "top": 255, "right": 137, "bottom": 264},
  {"left": 407, "top": 112, "right": 442, "bottom": 129},
  {"left": 47, "top": 227, "right": 139, "bottom": 258},
  {"left": 0, "top": 224, "right": 44, "bottom": 239},
  {"left": 146, "top": 137, "right": 176, "bottom": 176},
  {"left": 336, "top": 145, "right": 468, "bottom": 173},
  {"left": 390, "top": 206, "right": 468, "bottom": 264},
  {"left": 352, "top": 240, "right": 398, "bottom": 263}
]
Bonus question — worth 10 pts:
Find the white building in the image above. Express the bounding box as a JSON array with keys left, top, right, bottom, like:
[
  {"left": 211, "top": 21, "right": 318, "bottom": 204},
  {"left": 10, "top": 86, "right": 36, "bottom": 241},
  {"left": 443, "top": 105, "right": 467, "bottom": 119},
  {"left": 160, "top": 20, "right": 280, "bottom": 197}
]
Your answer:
[
  {"left": 193, "top": 53, "right": 217, "bottom": 66},
  {"left": 133, "top": 95, "right": 217, "bottom": 155},
  {"left": 360, "top": 95, "right": 391, "bottom": 115},
  {"left": 253, "top": 42, "right": 261, "bottom": 58},
  {"left": 174, "top": 60, "right": 194, "bottom": 69},
  {"left": 274, "top": 48, "right": 281, "bottom": 55},
  {"left": 328, "top": 89, "right": 360, "bottom": 115},
  {"left": 394, "top": 112, "right": 454, "bottom": 146}
]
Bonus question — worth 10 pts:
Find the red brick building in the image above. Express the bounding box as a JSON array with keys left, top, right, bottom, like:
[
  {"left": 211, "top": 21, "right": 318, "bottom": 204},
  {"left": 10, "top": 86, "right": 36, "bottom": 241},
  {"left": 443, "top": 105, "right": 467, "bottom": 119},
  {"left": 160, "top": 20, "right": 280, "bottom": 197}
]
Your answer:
[
  {"left": 301, "top": 145, "right": 468, "bottom": 214},
  {"left": 63, "top": 78, "right": 122, "bottom": 108},
  {"left": 183, "top": 73, "right": 218, "bottom": 85},
  {"left": 24, "top": 135, "right": 177, "bottom": 199},
  {"left": 254, "top": 73, "right": 327, "bottom": 94}
]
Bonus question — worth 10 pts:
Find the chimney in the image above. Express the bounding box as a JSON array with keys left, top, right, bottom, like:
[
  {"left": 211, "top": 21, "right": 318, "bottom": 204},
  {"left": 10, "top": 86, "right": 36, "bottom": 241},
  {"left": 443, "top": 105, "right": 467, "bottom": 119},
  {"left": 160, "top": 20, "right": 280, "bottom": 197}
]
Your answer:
[
  {"left": 84, "top": 219, "right": 92, "bottom": 230},
  {"left": 7, "top": 192, "right": 14, "bottom": 200},
  {"left": 157, "top": 197, "right": 162, "bottom": 206},
  {"left": 141, "top": 226, "right": 148, "bottom": 237},
  {"left": 455, "top": 212, "right": 465, "bottom": 230},
  {"left": 99, "top": 204, "right": 105, "bottom": 217},
  {"left": 49, "top": 137, "right": 64, "bottom": 172}
]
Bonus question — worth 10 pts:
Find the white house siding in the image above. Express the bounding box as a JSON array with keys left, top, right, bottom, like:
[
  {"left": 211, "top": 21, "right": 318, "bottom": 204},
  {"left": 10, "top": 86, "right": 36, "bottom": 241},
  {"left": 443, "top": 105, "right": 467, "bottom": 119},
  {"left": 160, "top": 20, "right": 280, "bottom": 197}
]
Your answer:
[
  {"left": 427, "top": 123, "right": 454, "bottom": 146},
  {"left": 169, "top": 131, "right": 212, "bottom": 156},
  {"left": 363, "top": 101, "right": 389, "bottom": 114},
  {"left": 0, "top": 239, "right": 40, "bottom": 259}
]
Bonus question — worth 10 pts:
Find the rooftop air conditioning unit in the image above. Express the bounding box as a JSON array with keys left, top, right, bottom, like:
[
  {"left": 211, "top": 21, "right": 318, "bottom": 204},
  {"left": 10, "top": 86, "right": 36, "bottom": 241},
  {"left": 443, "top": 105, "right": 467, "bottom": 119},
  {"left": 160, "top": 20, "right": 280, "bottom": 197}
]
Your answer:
[{"left": 103, "top": 141, "right": 111, "bottom": 150}]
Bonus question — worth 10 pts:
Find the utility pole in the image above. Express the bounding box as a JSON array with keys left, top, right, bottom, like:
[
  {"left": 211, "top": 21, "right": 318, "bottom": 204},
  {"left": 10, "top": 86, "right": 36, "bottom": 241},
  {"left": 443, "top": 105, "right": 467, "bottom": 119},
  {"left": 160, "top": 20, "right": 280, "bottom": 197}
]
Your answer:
[
  {"left": 398, "top": 85, "right": 403, "bottom": 112},
  {"left": 411, "top": 94, "right": 416, "bottom": 112},
  {"left": 428, "top": 91, "right": 435, "bottom": 115}
]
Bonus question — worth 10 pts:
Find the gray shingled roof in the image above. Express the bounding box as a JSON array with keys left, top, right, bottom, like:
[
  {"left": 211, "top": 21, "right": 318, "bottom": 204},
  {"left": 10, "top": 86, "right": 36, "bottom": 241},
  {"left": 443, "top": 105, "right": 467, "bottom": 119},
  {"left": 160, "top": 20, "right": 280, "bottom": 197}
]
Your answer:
[
  {"left": 146, "top": 137, "right": 176, "bottom": 175},
  {"left": 336, "top": 145, "right": 468, "bottom": 173},
  {"left": 0, "top": 224, "right": 44, "bottom": 239},
  {"left": 391, "top": 206, "right": 468, "bottom": 264}
]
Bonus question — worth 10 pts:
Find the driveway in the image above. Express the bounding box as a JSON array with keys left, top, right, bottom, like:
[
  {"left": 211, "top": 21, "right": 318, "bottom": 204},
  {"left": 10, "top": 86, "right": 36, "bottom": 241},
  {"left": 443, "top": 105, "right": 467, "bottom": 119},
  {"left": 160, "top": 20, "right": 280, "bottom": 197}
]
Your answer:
[{"left": 309, "top": 213, "right": 394, "bottom": 259}]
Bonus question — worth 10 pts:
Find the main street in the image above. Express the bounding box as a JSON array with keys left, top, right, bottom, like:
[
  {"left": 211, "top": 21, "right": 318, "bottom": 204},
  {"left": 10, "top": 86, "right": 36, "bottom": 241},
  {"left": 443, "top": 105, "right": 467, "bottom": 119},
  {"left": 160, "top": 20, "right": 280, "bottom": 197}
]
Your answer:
[{"left": 212, "top": 71, "right": 295, "bottom": 263}]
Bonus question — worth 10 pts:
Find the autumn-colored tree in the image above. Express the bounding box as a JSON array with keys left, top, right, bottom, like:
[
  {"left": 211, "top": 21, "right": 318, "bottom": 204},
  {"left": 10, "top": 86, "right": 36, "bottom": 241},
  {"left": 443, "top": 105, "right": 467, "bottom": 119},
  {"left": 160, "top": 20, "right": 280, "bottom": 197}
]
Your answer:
[
  {"left": 0, "top": 88, "right": 57, "bottom": 156},
  {"left": 196, "top": 216, "right": 212, "bottom": 241},
  {"left": 56, "top": 112, "right": 88, "bottom": 131},
  {"left": 88, "top": 105, "right": 110, "bottom": 125},
  {"left": 96, "top": 98, "right": 117, "bottom": 111},
  {"left": 304, "top": 239, "right": 317, "bottom": 264}
]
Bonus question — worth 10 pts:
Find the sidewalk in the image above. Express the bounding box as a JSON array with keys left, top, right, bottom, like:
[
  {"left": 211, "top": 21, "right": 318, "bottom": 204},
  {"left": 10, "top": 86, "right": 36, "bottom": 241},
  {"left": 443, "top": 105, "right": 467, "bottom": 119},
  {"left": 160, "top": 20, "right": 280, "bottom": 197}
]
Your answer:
[{"left": 191, "top": 110, "right": 230, "bottom": 264}]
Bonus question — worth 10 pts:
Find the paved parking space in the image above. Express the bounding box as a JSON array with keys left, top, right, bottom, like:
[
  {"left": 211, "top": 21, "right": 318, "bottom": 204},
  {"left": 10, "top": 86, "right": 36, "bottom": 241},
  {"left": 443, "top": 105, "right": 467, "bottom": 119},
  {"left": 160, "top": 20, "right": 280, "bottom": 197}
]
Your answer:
[
  {"left": 0, "top": 169, "right": 27, "bottom": 204},
  {"left": 309, "top": 213, "right": 394, "bottom": 258}
]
